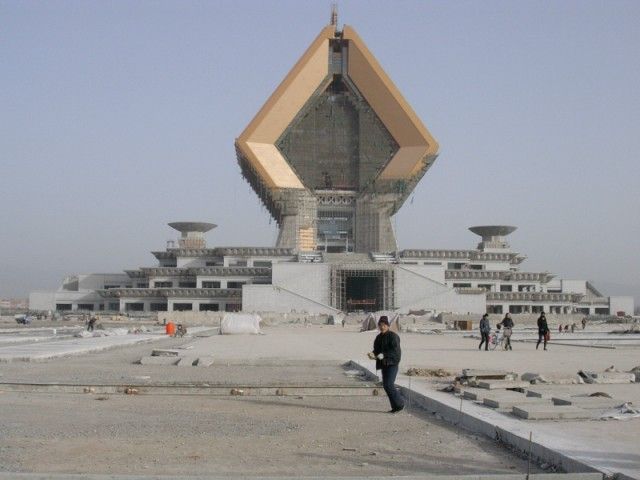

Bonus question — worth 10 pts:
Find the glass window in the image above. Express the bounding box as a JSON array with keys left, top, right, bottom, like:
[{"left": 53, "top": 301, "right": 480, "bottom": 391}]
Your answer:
[{"left": 172, "top": 303, "right": 193, "bottom": 311}]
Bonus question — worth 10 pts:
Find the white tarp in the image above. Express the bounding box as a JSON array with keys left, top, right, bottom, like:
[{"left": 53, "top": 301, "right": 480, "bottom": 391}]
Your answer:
[
  {"left": 360, "top": 311, "right": 400, "bottom": 333},
  {"left": 220, "top": 313, "right": 262, "bottom": 335}
]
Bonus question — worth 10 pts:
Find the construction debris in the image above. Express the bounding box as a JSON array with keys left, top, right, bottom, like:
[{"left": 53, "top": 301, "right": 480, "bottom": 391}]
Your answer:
[
  {"left": 600, "top": 403, "right": 640, "bottom": 421},
  {"left": 406, "top": 367, "right": 452, "bottom": 377}
]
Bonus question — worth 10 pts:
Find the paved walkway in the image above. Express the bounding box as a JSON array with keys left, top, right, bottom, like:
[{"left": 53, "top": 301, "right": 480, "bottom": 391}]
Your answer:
[{"left": 0, "top": 334, "right": 161, "bottom": 362}]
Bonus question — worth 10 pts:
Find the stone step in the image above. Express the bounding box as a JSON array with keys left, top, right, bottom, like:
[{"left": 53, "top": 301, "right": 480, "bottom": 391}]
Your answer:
[
  {"left": 551, "top": 396, "right": 627, "bottom": 409},
  {"left": 176, "top": 356, "right": 198, "bottom": 367},
  {"left": 483, "top": 391, "right": 549, "bottom": 409},
  {"left": 512, "top": 404, "right": 591, "bottom": 420},
  {"left": 196, "top": 356, "right": 214, "bottom": 367},
  {"left": 475, "top": 380, "right": 530, "bottom": 390},
  {"left": 139, "top": 356, "right": 179, "bottom": 366},
  {"left": 462, "top": 388, "right": 489, "bottom": 401}
]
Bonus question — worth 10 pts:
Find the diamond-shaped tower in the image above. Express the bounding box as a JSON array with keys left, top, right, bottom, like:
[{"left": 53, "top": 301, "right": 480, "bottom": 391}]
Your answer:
[{"left": 235, "top": 20, "right": 439, "bottom": 253}]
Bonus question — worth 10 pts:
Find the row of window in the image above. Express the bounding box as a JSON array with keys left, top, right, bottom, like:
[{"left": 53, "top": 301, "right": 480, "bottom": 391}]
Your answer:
[
  {"left": 487, "top": 305, "right": 610, "bottom": 315},
  {"left": 126, "top": 302, "right": 241, "bottom": 312},
  {"left": 56, "top": 302, "right": 121, "bottom": 312},
  {"left": 452, "top": 283, "right": 537, "bottom": 292},
  {"left": 56, "top": 302, "right": 241, "bottom": 313},
  {"left": 161, "top": 261, "right": 273, "bottom": 268},
  {"left": 151, "top": 281, "right": 244, "bottom": 289}
]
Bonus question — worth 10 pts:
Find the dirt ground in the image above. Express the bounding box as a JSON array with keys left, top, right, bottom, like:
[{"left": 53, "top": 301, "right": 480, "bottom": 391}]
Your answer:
[
  {"left": 0, "top": 391, "right": 541, "bottom": 476},
  {"left": 3, "top": 323, "right": 637, "bottom": 476}
]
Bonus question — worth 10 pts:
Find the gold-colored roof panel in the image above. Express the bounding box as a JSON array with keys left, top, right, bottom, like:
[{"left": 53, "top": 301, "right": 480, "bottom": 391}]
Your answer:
[
  {"left": 236, "top": 23, "right": 439, "bottom": 191},
  {"left": 245, "top": 142, "right": 304, "bottom": 189},
  {"left": 342, "top": 25, "right": 439, "bottom": 180},
  {"left": 236, "top": 25, "right": 335, "bottom": 189}
]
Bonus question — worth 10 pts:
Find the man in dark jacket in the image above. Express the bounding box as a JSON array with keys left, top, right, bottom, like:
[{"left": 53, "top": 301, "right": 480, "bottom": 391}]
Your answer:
[
  {"left": 368, "top": 316, "right": 404, "bottom": 413},
  {"left": 478, "top": 314, "right": 491, "bottom": 351},
  {"left": 536, "top": 313, "right": 549, "bottom": 350}
]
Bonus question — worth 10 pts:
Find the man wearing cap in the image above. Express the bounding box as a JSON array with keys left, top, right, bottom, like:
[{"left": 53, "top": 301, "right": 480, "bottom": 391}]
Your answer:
[{"left": 368, "top": 316, "right": 404, "bottom": 413}]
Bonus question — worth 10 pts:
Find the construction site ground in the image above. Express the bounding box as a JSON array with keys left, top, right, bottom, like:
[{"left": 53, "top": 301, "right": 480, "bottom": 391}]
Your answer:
[{"left": 1, "top": 321, "right": 638, "bottom": 477}]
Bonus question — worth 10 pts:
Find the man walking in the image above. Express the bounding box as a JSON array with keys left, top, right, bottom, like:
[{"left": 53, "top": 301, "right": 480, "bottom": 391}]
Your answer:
[
  {"left": 368, "top": 317, "right": 404, "bottom": 413},
  {"left": 478, "top": 313, "right": 491, "bottom": 351}
]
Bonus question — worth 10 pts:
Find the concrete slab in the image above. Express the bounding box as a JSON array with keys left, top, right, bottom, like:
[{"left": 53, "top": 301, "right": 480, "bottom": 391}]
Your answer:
[
  {"left": 483, "top": 391, "right": 549, "bottom": 409},
  {"left": 151, "top": 349, "right": 180, "bottom": 357},
  {"left": 176, "top": 356, "right": 198, "bottom": 367},
  {"left": 462, "top": 368, "right": 513, "bottom": 379},
  {"left": 462, "top": 388, "right": 489, "bottom": 401},
  {"left": 551, "top": 396, "right": 627, "bottom": 409},
  {"left": 475, "top": 380, "right": 531, "bottom": 390},
  {"left": 526, "top": 388, "right": 554, "bottom": 399},
  {"left": 196, "top": 356, "right": 214, "bottom": 367},
  {"left": 593, "top": 372, "right": 635, "bottom": 384},
  {"left": 139, "top": 356, "right": 179, "bottom": 366},
  {"left": 512, "top": 405, "right": 591, "bottom": 420},
  {"left": 0, "top": 334, "right": 161, "bottom": 363},
  {"left": 0, "top": 473, "right": 608, "bottom": 480}
]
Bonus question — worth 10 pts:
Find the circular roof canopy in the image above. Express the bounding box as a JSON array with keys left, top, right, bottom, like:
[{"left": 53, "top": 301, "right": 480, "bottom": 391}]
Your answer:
[
  {"left": 168, "top": 222, "right": 217, "bottom": 234},
  {"left": 468, "top": 225, "right": 517, "bottom": 237}
]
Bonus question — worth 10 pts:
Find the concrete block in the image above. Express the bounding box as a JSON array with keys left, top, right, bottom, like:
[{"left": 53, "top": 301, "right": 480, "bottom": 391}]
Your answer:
[
  {"left": 196, "top": 356, "right": 214, "bottom": 367},
  {"left": 593, "top": 372, "right": 635, "bottom": 384},
  {"left": 462, "top": 368, "right": 513, "bottom": 379},
  {"left": 552, "top": 396, "right": 626, "bottom": 409},
  {"left": 512, "top": 404, "right": 591, "bottom": 420},
  {"left": 475, "top": 380, "right": 531, "bottom": 390},
  {"left": 525, "top": 388, "right": 555, "bottom": 399},
  {"left": 139, "top": 356, "right": 179, "bottom": 366},
  {"left": 462, "top": 388, "right": 488, "bottom": 401},
  {"left": 151, "top": 349, "right": 180, "bottom": 357},
  {"left": 176, "top": 356, "right": 198, "bottom": 367},
  {"left": 483, "top": 391, "right": 549, "bottom": 409}
]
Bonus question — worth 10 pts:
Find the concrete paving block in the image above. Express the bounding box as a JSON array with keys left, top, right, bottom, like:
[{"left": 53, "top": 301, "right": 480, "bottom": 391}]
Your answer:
[
  {"left": 139, "top": 356, "right": 179, "bottom": 366},
  {"left": 462, "top": 368, "right": 512, "bottom": 379},
  {"left": 196, "top": 356, "right": 214, "bottom": 367},
  {"left": 483, "top": 391, "right": 548, "bottom": 409},
  {"left": 552, "top": 396, "right": 626, "bottom": 409},
  {"left": 476, "top": 380, "right": 531, "bottom": 390},
  {"left": 151, "top": 349, "right": 180, "bottom": 357},
  {"left": 593, "top": 372, "right": 635, "bottom": 384},
  {"left": 462, "top": 388, "right": 488, "bottom": 401},
  {"left": 176, "top": 356, "right": 198, "bottom": 367},
  {"left": 525, "top": 388, "right": 553, "bottom": 399},
  {"left": 512, "top": 404, "right": 592, "bottom": 420}
]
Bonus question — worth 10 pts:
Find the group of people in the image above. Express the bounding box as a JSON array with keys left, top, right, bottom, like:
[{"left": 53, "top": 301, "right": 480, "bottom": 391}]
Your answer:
[{"left": 478, "top": 312, "right": 551, "bottom": 351}]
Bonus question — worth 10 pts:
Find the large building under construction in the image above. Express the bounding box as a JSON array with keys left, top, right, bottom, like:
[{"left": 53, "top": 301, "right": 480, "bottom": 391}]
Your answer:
[{"left": 29, "top": 20, "right": 634, "bottom": 317}]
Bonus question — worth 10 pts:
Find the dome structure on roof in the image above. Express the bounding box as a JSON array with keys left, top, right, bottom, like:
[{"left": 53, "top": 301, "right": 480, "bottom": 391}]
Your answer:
[
  {"left": 168, "top": 222, "right": 217, "bottom": 234},
  {"left": 168, "top": 222, "right": 217, "bottom": 249},
  {"left": 469, "top": 226, "right": 517, "bottom": 252}
]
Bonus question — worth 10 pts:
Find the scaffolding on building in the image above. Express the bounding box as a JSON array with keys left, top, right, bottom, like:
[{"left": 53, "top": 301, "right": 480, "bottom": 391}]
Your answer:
[{"left": 330, "top": 263, "right": 395, "bottom": 312}]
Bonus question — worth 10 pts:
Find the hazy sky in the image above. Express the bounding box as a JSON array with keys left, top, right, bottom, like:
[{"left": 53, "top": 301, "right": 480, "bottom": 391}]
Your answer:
[{"left": 1, "top": 0, "right": 639, "bottom": 303}]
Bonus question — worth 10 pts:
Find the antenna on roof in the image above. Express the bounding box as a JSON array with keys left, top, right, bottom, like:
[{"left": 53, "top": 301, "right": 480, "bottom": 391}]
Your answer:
[{"left": 330, "top": 3, "right": 338, "bottom": 28}]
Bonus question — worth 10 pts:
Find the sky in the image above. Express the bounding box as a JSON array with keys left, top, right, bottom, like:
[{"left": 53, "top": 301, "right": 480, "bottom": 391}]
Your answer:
[{"left": 1, "top": 0, "right": 639, "bottom": 304}]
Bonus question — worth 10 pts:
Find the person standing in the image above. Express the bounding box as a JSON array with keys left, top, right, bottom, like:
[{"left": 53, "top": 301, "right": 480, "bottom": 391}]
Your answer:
[
  {"left": 536, "top": 313, "right": 549, "bottom": 350},
  {"left": 478, "top": 314, "right": 491, "bottom": 351},
  {"left": 501, "top": 313, "right": 514, "bottom": 350},
  {"left": 368, "top": 317, "right": 404, "bottom": 413}
]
